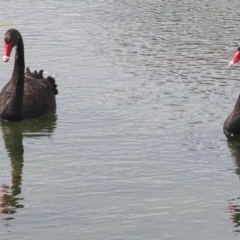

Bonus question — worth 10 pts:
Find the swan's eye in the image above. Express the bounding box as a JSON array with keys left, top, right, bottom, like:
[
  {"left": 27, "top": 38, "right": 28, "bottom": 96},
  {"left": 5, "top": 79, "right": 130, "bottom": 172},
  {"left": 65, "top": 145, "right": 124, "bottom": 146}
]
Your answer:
[{"left": 4, "top": 39, "right": 10, "bottom": 44}]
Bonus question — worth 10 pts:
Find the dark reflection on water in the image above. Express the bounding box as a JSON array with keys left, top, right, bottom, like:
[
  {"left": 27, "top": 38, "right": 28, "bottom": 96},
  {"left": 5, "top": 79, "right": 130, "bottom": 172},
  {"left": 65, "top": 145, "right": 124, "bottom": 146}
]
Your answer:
[
  {"left": 0, "top": 113, "right": 57, "bottom": 221},
  {"left": 228, "top": 197, "right": 240, "bottom": 234},
  {"left": 226, "top": 136, "right": 240, "bottom": 234}
]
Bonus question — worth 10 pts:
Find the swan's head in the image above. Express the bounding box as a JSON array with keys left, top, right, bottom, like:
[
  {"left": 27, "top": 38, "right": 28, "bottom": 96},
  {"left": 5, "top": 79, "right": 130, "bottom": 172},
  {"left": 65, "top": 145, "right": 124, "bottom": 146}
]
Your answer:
[
  {"left": 229, "top": 47, "right": 240, "bottom": 67},
  {"left": 3, "top": 29, "right": 20, "bottom": 63}
]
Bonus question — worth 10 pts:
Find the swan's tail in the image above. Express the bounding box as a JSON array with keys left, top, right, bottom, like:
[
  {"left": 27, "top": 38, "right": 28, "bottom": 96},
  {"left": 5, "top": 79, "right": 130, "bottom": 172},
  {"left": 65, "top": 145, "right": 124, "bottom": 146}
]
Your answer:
[
  {"left": 46, "top": 76, "right": 58, "bottom": 95},
  {"left": 25, "top": 67, "right": 58, "bottom": 95}
]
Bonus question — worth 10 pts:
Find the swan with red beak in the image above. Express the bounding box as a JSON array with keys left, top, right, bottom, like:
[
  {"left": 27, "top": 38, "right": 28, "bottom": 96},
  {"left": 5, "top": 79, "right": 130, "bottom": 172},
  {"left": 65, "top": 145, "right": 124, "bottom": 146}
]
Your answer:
[
  {"left": 229, "top": 47, "right": 240, "bottom": 66},
  {"left": 0, "top": 29, "right": 58, "bottom": 121}
]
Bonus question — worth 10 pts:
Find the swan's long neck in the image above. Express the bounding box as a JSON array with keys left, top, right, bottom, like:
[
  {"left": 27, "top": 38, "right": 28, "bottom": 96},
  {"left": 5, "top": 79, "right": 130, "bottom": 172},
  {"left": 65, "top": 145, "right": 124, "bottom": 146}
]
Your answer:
[
  {"left": 9, "top": 34, "right": 25, "bottom": 120},
  {"left": 12, "top": 34, "right": 25, "bottom": 92}
]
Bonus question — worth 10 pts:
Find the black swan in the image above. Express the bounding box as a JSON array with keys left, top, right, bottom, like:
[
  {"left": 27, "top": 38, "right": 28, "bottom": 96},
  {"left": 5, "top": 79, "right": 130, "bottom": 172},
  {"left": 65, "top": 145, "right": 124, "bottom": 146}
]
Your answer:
[
  {"left": 0, "top": 29, "right": 58, "bottom": 121},
  {"left": 224, "top": 48, "right": 240, "bottom": 135}
]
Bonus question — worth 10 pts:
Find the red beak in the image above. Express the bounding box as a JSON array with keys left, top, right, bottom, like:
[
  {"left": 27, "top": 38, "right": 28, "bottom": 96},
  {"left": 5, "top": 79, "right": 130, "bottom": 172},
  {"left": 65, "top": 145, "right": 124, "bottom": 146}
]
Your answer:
[
  {"left": 229, "top": 51, "right": 240, "bottom": 67},
  {"left": 3, "top": 41, "right": 13, "bottom": 62}
]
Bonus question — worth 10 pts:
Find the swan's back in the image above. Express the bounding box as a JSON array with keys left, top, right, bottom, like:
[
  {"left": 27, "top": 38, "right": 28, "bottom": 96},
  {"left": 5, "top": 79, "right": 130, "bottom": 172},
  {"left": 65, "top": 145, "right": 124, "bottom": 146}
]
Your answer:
[
  {"left": 22, "top": 68, "right": 58, "bottom": 119},
  {"left": 224, "top": 95, "right": 240, "bottom": 135}
]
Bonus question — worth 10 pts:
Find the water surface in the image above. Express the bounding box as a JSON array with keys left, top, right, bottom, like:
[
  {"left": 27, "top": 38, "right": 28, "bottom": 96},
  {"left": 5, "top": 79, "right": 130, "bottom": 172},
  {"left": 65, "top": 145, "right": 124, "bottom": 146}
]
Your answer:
[{"left": 0, "top": 0, "right": 240, "bottom": 239}]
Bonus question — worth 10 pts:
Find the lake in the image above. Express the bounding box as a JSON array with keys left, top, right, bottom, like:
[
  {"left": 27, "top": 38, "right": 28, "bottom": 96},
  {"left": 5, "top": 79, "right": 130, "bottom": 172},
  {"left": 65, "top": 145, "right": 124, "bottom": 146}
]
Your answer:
[{"left": 0, "top": 0, "right": 240, "bottom": 239}]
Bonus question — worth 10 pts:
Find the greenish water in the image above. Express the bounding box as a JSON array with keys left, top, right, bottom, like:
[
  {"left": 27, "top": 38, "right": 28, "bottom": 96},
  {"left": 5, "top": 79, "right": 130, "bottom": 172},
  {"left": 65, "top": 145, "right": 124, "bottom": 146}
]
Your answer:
[{"left": 0, "top": 0, "right": 240, "bottom": 239}]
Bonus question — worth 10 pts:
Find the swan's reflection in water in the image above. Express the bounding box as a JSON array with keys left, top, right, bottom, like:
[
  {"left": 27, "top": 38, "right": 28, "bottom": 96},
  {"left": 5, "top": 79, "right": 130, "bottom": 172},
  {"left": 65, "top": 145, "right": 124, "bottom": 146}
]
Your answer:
[
  {"left": 0, "top": 113, "right": 57, "bottom": 220},
  {"left": 226, "top": 136, "right": 240, "bottom": 233},
  {"left": 228, "top": 197, "right": 240, "bottom": 234}
]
